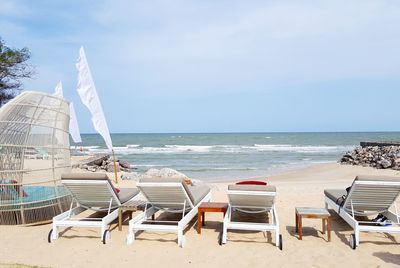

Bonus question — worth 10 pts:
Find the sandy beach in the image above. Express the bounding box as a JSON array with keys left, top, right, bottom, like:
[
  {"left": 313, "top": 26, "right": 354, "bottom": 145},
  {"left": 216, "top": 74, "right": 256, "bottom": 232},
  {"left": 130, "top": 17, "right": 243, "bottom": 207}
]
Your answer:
[
  {"left": 1, "top": 0, "right": 400, "bottom": 266},
  {"left": 0, "top": 163, "right": 399, "bottom": 268}
]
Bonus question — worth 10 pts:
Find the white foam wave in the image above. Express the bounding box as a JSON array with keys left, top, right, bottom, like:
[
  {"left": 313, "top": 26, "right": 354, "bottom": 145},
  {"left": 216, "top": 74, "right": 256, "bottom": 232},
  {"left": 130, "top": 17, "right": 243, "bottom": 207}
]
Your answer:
[
  {"left": 82, "top": 145, "right": 213, "bottom": 155},
  {"left": 131, "top": 164, "right": 162, "bottom": 168},
  {"left": 70, "top": 145, "right": 100, "bottom": 150},
  {"left": 127, "top": 144, "right": 140, "bottom": 148},
  {"left": 253, "top": 144, "right": 352, "bottom": 153},
  {"left": 165, "top": 145, "right": 213, "bottom": 152},
  {"left": 79, "top": 143, "right": 353, "bottom": 155}
]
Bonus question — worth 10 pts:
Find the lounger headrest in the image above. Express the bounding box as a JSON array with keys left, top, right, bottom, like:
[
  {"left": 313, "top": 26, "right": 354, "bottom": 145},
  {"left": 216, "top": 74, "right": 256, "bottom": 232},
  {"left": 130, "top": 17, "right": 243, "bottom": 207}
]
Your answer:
[
  {"left": 228, "top": 184, "right": 276, "bottom": 192},
  {"left": 138, "top": 177, "right": 210, "bottom": 206},
  {"left": 355, "top": 175, "right": 400, "bottom": 182},
  {"left": 61, "top": 173, "right": 122, "bottom": 202},
  {"left": 61, "top": 173, "right": 109, "bottom": 180},
  {"left": 139, "top": 177, "right": 183, "bottom": 183}
]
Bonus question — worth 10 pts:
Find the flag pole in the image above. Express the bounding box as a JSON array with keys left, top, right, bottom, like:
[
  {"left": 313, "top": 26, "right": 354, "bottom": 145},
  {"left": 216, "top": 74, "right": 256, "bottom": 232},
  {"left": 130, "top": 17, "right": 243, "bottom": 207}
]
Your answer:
[{"left": 112, "top": 148, "right": 119, "bottom": 184}]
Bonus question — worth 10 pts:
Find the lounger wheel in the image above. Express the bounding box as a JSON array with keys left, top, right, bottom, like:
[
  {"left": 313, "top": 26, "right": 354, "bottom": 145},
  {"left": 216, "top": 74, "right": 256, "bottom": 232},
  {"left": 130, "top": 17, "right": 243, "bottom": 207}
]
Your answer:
[
  {"left": 349, "top": 234, "right": 356, "bottom": 250},
  {"left": 278, "top": 234, "right": 283, "bottom": 251},
  {"left": 48, "top": 229, "right": 54, "bottom": 243},
  {"left": 102, "top": 230, "right": 110, "bottom": 244}
]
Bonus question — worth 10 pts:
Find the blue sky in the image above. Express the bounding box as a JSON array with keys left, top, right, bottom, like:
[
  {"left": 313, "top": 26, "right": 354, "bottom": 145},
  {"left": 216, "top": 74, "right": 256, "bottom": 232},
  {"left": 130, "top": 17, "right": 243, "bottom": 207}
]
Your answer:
[{"left": 1, "top": 0, "right": 399, "bottom": 133}]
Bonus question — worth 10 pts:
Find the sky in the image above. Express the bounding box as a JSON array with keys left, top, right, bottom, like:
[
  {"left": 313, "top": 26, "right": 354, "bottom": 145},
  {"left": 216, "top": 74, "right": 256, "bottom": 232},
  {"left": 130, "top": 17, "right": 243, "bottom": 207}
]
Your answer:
[{"left": 1, "top": 0, "right": 400, "bottom": 133}]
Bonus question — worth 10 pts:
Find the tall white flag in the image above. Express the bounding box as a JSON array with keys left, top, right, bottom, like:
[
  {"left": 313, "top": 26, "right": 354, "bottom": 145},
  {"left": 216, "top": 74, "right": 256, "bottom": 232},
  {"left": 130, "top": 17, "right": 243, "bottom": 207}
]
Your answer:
[
  {"left": 76, "top": 47, "right": 113, "bottom": 151},
  {"left": 54, "top": 81, "right": 63, "bottom": 97},
  {"left": 69, "top": 102, "right": 82, "bottom": 143},
  {"left": 53, "top": 81, "right": 82, "bottom": 144}
]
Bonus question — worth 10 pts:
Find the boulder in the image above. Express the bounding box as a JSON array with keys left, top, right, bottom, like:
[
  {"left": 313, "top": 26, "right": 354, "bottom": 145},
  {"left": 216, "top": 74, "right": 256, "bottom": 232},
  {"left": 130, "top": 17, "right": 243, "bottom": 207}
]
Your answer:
[
  {"left": 119, "top": 160, "right": 131, "bottom": 169},
  {"left": 143, "top": 168, "right": 188, "bottom": 179},
  {"left": 107, "top": 162, "right": 120, "bottom": 172},
  {"left": 381, "top": 159, "right": 392, "bottom": 169}
]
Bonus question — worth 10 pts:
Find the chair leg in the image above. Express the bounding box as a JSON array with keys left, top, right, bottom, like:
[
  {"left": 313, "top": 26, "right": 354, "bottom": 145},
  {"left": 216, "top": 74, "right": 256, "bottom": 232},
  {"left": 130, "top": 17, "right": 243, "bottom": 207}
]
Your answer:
[
  {"left": 222, "top": 224, "right": 228, "bottom": 244},
  {"left": 327, "top": 217, "right": 331, "bottom": 242},
  {"left": 355, "top": 226, "right": 360, "bottom": 246},
  {"left": 275, "top": 230, "right": 280, "bottom": 247},
  {"left": 197, "top": 211, "right": 202, "bottom": 234},
  {"left": 178, "top": 228, "right": 184, "bottom": 247},
  {"left": 298, "top": 216, "right": 302, "bottom": 240},
  {"left": 118, "top": 209, "right": 122, "bottom": 231},
  {"left": 126, "top": 227, "right": 134, "bottom": 245},
  {"left": 52, "top": 223, "right": 59, "bottom": 240}
]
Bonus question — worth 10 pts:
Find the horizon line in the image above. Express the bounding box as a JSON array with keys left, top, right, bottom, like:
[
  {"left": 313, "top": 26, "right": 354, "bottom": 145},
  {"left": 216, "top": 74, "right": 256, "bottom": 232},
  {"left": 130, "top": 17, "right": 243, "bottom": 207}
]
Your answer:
[{"left": 77, "top": 130, "right": 400, "bottom": 135}]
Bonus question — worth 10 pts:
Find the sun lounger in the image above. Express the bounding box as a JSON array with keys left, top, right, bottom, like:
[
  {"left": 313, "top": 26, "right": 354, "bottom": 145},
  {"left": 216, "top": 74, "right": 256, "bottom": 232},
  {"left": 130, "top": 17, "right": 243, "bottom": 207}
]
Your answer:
[
  {"left": 126, "top": 178, "right": 211, "bottom": 247},
  {"left": 221, "top": 184, "right": 282, "bottom": 250},
  {"left": 324, "top": 175, "right": 400, "bottom": 249},
  {"left": 48, "top": 173, "right": 141, "bottom": 244}
]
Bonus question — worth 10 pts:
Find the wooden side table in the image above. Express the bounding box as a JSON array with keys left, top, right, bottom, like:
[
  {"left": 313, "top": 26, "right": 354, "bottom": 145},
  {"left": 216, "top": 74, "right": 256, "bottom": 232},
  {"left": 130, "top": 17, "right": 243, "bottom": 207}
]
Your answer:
[
  {"left": 197, "top": 202, "right": 228, "bottom": 234},
  {"left": 118, "top": 200, "right": 146, "bottom": 231},
  {"left": 295, "top": 207, "right": 331, "bottom": 241}
]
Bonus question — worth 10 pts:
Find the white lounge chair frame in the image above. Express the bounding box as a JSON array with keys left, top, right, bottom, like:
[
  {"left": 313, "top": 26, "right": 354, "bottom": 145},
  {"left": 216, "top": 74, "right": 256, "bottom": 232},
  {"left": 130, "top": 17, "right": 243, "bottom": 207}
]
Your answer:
[
  {"left": 325, "top": 179, "right": 400, "bottom": 249},
  {"left": 49, "top": 178, "right": 141, "bottom": 244},
  {"left": 221, "top": 189, "right": 282, "bottom": 250},
  {"left": 126, "top": 182, "right": 211, "bottom": 247}
]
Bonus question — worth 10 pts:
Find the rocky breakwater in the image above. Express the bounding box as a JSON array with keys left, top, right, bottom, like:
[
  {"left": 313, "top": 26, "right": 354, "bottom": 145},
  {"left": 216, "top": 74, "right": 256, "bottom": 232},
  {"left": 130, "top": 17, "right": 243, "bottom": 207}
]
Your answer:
[
  {"left": 78, "top": 155, "right": 133, "bottom": 173},
  {"left": 340, "top": 145, "right": 400, "bottom": 170},
  {"left": 76, "top": 155, "right": 192, "bottom": 182}
]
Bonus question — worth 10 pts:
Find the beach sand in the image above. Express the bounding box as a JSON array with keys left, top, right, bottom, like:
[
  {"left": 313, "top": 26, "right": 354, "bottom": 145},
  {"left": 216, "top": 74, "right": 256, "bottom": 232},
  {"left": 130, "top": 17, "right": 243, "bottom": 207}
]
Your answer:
[{"left": 1, "top": 163, "right": 400, "bottom": 267}]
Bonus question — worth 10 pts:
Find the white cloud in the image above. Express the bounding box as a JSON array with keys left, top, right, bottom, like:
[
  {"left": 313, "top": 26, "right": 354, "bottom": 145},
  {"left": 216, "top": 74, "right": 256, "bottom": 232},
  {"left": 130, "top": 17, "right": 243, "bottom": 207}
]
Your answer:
[
  {"left": 84, "top": 1, "right": 400, "bottom": 87},
  {"left": 2, "top": 0, "right": 400, "bottom": 99}
]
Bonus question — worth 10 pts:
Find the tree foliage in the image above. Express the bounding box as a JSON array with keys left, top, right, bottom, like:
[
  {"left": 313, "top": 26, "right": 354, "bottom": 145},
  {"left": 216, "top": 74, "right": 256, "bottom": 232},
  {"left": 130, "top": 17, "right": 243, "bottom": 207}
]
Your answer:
[{"left": 0, "top": 38, "right": 34, "bottom": 106}]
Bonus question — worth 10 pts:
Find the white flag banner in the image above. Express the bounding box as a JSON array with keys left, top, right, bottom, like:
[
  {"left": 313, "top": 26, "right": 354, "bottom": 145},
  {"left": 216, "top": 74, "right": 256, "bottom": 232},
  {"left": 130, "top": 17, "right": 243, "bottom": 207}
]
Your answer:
[
  {"left": 54, "top": 81, "right": 63, "bottom": 97},
  {"left": 76, "top": 46, "right": 113, "bottom": 151},
  {"left": 53, "top": 81, "right": 82, "bottom": 143},
  {"left": 69, "top": 102, "right": 82, "bottom": 143}
]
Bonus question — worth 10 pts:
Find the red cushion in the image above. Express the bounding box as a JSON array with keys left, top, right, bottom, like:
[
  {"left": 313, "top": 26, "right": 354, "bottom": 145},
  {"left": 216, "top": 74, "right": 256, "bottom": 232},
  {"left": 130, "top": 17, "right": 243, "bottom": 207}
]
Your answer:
[
  {"left": 236, "top": 180, "right": 267, "bottom": 185},
  {"left": 114, "top": 187, "right": 121, "bottom": 193}
]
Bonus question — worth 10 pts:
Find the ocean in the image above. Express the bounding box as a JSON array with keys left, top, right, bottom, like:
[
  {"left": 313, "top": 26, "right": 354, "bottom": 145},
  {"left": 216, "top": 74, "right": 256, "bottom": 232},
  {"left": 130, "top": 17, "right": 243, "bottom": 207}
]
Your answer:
[{"left": 71, "top": 132, "right": 400, "bottom": 181}]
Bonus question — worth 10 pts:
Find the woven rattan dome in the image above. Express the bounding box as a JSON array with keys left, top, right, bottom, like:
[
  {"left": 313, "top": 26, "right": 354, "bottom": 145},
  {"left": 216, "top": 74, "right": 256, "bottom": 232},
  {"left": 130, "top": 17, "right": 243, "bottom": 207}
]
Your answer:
[{"left": 0, "top": 91, "right": 72, "bottom": 224}]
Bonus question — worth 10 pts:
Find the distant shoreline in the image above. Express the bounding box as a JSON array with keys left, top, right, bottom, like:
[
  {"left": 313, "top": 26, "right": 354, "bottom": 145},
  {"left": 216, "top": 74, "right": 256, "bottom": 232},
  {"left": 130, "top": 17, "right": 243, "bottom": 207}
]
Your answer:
[{"left": 77, "top": 131, "right": 400, "bottom": 135}]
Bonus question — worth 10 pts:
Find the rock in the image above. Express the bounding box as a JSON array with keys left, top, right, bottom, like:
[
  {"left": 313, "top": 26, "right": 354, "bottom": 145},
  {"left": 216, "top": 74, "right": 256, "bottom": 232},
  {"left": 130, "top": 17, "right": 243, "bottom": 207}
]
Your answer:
[
  {"left": 145, "top": 168, "right": 161, "bottom": 177},
  {"left": 81, "top": 164, "right": 88, "bottom": 169},
  {"left": 119, "top": 160, "right": 131, "bottom": 169},
  {"left": 88, "top": 167, "right": 97, "bottom": 172},
  {"left": 143, "top": 168, "right": 188, "bottom": 179},
  {"left": 107, "top": 162, "right": 120, "bottom": 172},
  {"left": 381, "top": 159, "right": 392, "bottom": 168},
  {"left": 93, "top": 157, "right": 106, "bottom": 166}
]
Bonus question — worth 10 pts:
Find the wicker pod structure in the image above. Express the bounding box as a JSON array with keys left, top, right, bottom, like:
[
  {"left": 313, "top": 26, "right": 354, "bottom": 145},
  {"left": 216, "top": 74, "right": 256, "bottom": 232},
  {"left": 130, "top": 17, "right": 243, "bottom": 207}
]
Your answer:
[{"left": 0, "top": 91, "right": 72, "bottom": 225}]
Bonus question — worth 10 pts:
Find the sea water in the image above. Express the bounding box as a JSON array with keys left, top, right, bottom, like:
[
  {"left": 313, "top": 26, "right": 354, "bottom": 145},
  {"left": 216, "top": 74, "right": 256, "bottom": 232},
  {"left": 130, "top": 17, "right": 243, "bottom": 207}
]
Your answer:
[{"left": 71, "top": 132, "right": 400, "bottom": 181}]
